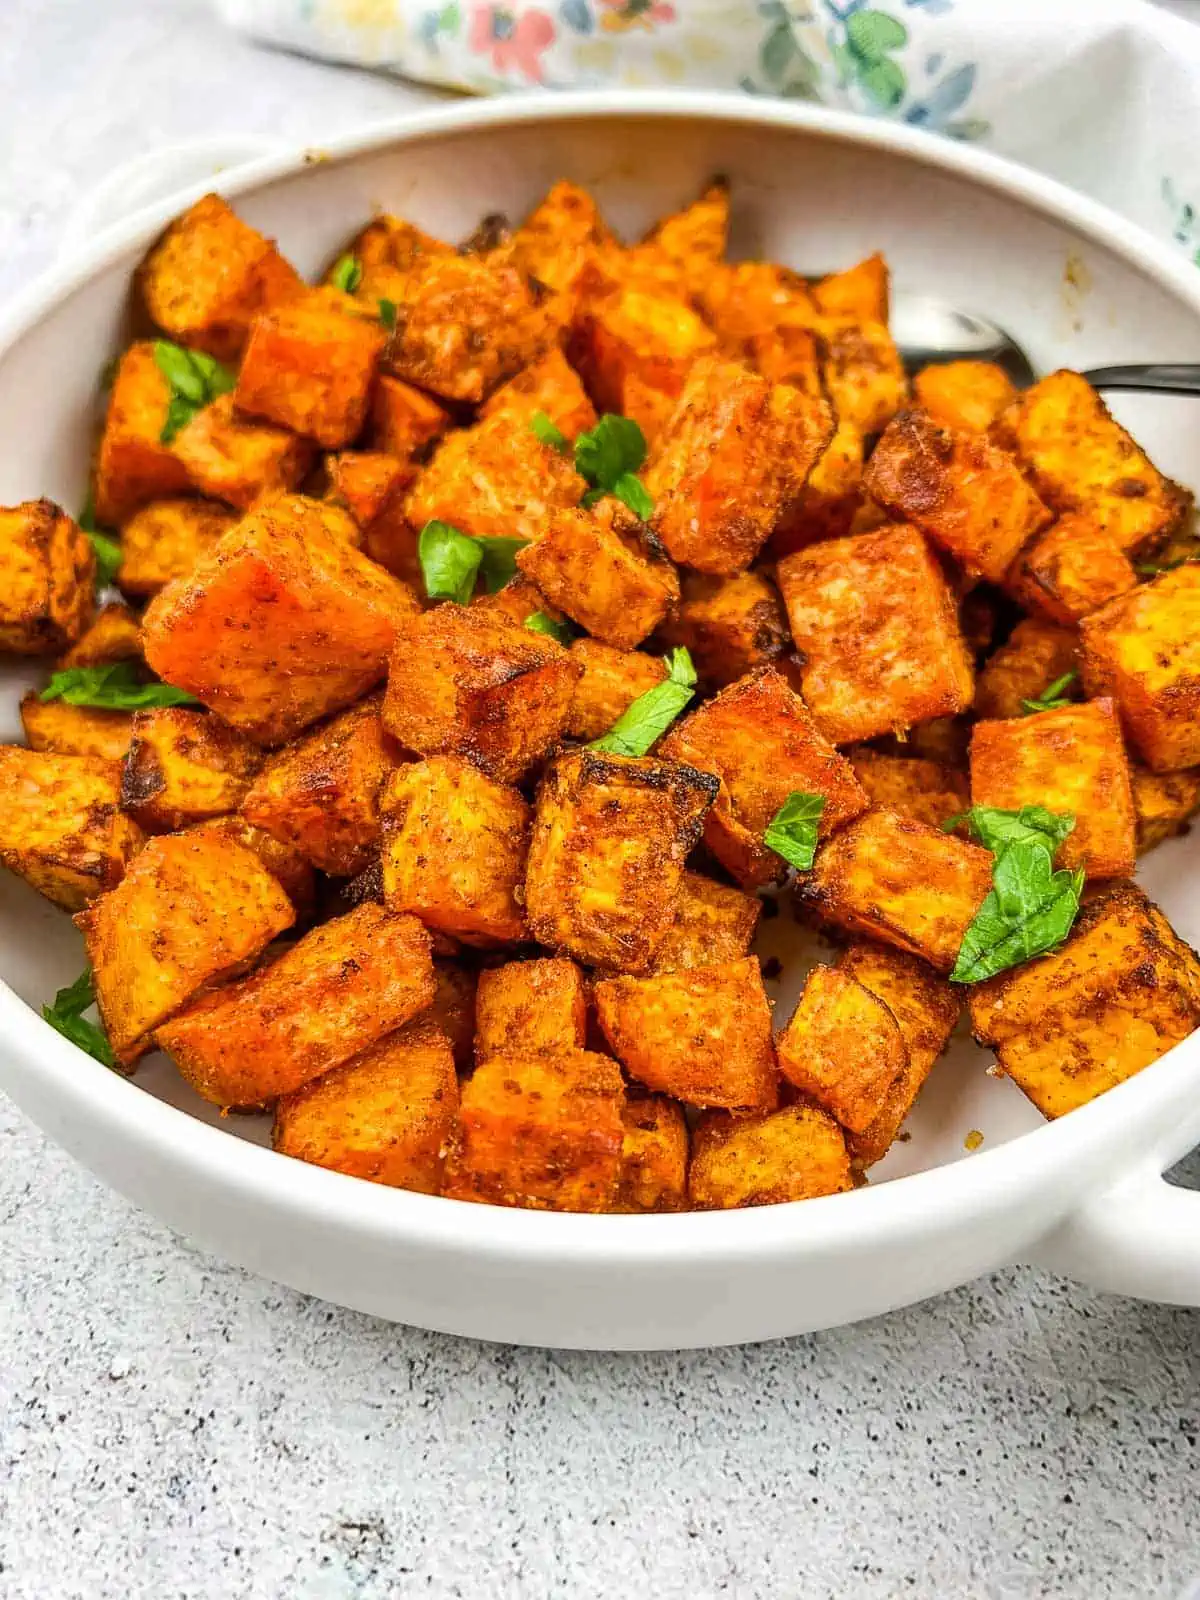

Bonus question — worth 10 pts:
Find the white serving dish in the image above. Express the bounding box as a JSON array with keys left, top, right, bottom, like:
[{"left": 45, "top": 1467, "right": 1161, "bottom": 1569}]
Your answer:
[{"left": 1, "top": 92, "right": 1199, "bottom": 1351}]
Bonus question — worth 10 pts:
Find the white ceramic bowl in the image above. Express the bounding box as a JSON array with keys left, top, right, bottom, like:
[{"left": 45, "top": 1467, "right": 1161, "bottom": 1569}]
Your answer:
[{"left": 2, "top": 93, "right": 1199, "bottom": 1351}]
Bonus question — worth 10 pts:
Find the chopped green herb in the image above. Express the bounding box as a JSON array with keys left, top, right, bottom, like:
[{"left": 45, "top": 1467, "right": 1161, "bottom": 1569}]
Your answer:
[
  {"left": 40, "top": 661, "right": 198, "bottom": 711},
  {"left": 574, "top": 414, "right": 655, "bottom": 520},
  {"left": 378, "top": 298, "right": 398, "bottom": 331},
  {"left": 590, "top": 647, "right": 696, "bottom": 757},
  {"left": 1020, "top": 669, "right": 1078, "bottom": 716},
  {"left": 530, "top": 411, "right": 570, "bottom": 454},
  {"left": 330, "top": 254, "right": 362, "bottom": 293},
  {"left": 42, "top": 968, "right": 115, "bottom": 1068},
  {"left": 476, "top": 537, "right": 528, "bottom": 594},
  {"left": 943, "top": 803, "right": 1076, "bottom": 856},
  {"left": 764, "top": 791, "right": 826, "bottom": 872},
  {"left": 78, "top": 494, "right": 121, "bottom": 587},
  {"left": 417, "top": 521, "right": 529, "bottom": 605},
  {"left": 153, "top": 340, "right": 235, "bottom": 444},
  {"left": 524, "top": 611, "right": 573, "bottom": 645}
]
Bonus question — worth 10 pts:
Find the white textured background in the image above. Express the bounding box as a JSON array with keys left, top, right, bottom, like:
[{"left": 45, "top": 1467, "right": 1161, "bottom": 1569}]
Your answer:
[{"left": 1, "top": 3, "right": 1199, "bottom": 1597}]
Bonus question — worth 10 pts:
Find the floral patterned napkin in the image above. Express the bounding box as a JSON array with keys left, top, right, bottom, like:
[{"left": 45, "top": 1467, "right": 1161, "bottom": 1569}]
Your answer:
[{"left": 213, "top": 0, "right": 1200, "bottom": 260}]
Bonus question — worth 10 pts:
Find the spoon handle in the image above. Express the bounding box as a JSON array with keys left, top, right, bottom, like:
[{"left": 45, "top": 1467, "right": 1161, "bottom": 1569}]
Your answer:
[{"left": 1082, "top": 363, "right": 1200, "bottom": 396}]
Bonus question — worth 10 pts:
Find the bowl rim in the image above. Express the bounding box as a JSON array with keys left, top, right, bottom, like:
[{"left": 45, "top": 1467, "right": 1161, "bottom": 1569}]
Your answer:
[{"left": 4, "top": 88, "right": 1200, "bottom": 1262}]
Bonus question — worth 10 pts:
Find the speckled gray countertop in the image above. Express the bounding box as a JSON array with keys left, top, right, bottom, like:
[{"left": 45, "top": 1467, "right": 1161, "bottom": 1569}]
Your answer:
[{"left": 1, "top": 3, "right": 1198, "bottom": 1596}]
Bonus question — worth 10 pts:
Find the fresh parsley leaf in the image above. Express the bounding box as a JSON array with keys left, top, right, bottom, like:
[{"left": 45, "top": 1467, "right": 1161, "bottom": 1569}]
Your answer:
[
  {"left": 530, "top": 411, "right": 570, "bottom": 454},
  {"left": 1020, "top": 669, "right": 1078, "bottom": 716},
  {"left": 78, "top": 494, "right": 121, "bottom": 587},
  {"left": 610, "top": 470, "right": 655, "bottom": 521},
  {"left": 378, "top": 298, "right": 398, "bottom": 331},
  {"left": 943, "top": 804, "right": 1076, "bottom": 857},
  {"left": 417, "top": 522, "right": 529, "bottom": 605},
  {"left": 525, "top": 611, "right": 573, "bottom": 645},
  {"left": 573, "top": 414, "right": 655, "bottom": 521},
  {"left": 476, "top": 537, "right": 528, "bottom": 594},
  {"left": 40, "top": 661, "right": 198, "bottom": 711},
  {"left": 42, "top": 967, "right": 115, "bottom": 1068},
  {"left": 330, "top": 254, "right": 362, "bottom": 293},
  {"left": 153, "top": 340, "right": 235, "bottom": 443},
  {"left": 590, "top": 647, "right": 696, "bottom": 757},
  {"left": 764, "top": 791, "right": 826, "bottom": 871}
]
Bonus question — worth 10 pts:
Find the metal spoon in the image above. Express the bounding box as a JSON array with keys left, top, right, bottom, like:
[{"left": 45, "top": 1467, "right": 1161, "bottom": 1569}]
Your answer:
[{"left": 891, "top": 292, "right": 1200, "bottom": 394}]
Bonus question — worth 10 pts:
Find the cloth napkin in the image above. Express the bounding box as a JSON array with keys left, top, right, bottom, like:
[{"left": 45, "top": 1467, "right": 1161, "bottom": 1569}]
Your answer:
[{"left": 214, "top": 0, "right": 1200, "bottom": 261}]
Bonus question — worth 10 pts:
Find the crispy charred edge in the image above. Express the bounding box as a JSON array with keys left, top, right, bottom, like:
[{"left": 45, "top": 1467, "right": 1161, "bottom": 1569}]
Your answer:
[
  {"left": 118, "top": 738, "right": 167, "bottom": 810},
  {"left": 566, "top": 747, "right": 720, "bottom": 815}
]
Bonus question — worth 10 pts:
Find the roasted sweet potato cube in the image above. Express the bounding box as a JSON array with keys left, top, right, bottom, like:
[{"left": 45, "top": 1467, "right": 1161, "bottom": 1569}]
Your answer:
[
  {"left": 0, "top": 747, "right": 142, "bottom": 911},
  {"left": 20, "top": 695, "right": 132, "bottom": 763},
  {"left": 969, "top": 700, "right": 1135, "bottom": 879},
  {"left": 479, "top": 347, "right": 597, "bottom": 439},
  {"left": 847, "top": 748, "right": 969, "bottom": 832},
  {"left": 659, "top": 667, "right": 868, "bottom": 888},
  {"left": 614, "top": 1092, "right": 689, "bottom": 1213},
  {"left": 645, "top": 358, "right": 833, "bottom": 575},
  {"left": 569, "top": 283, "right": 717, "bottom": 425},
  {"left": 0, "top": 500, "right": 94, "bottom": 655},
  {"left": 117, "top": 707, "right": 261, "bottom": 833},
  {"left": 381, "top": 756, "right": 529, "bottom": 945},
  {"left": 996, "top": 370, "right": 1187, "bottom": 552},
  {"left": 443, "top": 1049, "right": 625, "bottom": 1212},
  {"left": 820, "top": 318, "right": 908, "bottom": 436},
  {"left": 650, "top": 870, "right": 761, "bottom": 974},
  {"left": 139, "top": 193, "right": 301, "bottom": 361},
  {"left": 272, "top": 1018, "right": 458, "bottom": 1193},
  {"left": 406, "top": 410, "right": 581, "bottom": 545},
  {"left": 776, "top": 964, "right": 907, "bottom": 1134},
  {"left": 633, "top": 179, "right": 729, "bottom": 296},
  {"left": 1080, "top": 564, "right": 1200, "bottom": 771},
  {"left": 837, "top": 943, "right": 960, "bottom": 1166},
  {"left": 974, "top": 617, "right": 1079, "bottom": 721},
  {"left": 564, "top": 639, "right": 667, "bottom": 741},
  {"left": 517, "top": 502, "right": 679, "bottom": 650},
  {"left": 969, "top": 884, "right": 1200, "bottom": 1118},
  {"left": 368, "top": 376, "right": 451, "bottom": 462},
  {"left": 1007, "top": 513, "right": 1138, "bottom": 625},
  {"left": 157, "top": 902, "right": 433, "bottom": 1106},
  {"left": 701, "top": 261, "right": 821, "bottom": 385},
  {"left": 1132, "top": 764, "right": 1200, "bottom": 853},
  {"left": 913, "top": 361, "right": 1017, "bottom": 435},
  {"left": 337, "top": 214, "right": 452, "bottom": 298},
  {"left": 801, "top": 809, "right": 993, "bottom": 972},
  {"left": 688, "top": 1104, "right": 852, "bottom": 1210},
  {"left": 116, "top": 499, "right": 236, "bottom": 597},
  {"left": 525, "top": 750, "right": 717, "bottom": 973},
  {"left": 470, "top": 574, "right": 564, "bottom": 631},
  {"left": 777, "top": 525, "right": 974, "bottom": 744},
  {"left": 79, "top": 829, "right": 293, "bottom": 1062},
  {"left": 323, "top": 451, "right": 408, "bottom": 533},
  {"left": 181, "top": 814, "right": 316, "bottom": 921},
  {"left": 94, "top": 343, "right": 193, "bottom": 524},
  {"left": 142, "top": 497, "right": 417, "bottom": 744},
  {"left": 241, "top": 696, "right": 396, "bottom": 876},
  {"left": 474, "top": 957, "right": 588, "bottom": 1062},
  {"left": 420, "top": 960, "right": 477, "bottom": 1069},
  {"left": 172, "top": 395, "right": 314, "bottom": 511},
  {"left": 58, "top": 603, "right": 142, "bottom": 669},
  {"left": 655, "top": 569, "right": 790, "bottom": 688},
  {"left": 865, "top": 409, "right": 1052, "bottom": 583},
  {"left": 812, "top": 253, "right": 890, "bottom": 323},
  {"left": 234, "top": 290, "right": 386, "bottom": 449},
  {"left": 769, "top": 419, "right": 866, "bottom": 556},
  {"left": 510, "top": 181, "right": 614, "bottom": 297}
]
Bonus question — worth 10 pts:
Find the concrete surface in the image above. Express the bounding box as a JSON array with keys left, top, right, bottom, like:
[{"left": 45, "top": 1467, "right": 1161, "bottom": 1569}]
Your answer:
[{"left": 0, "top": 3, "right": 1197, "bottom": 1596}]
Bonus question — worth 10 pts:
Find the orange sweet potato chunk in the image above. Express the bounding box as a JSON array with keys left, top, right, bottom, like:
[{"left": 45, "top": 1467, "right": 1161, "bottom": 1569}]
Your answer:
[
  {"left": 0, "top": 747, "right": 143, "bottom": 911},
  {"left": 569, "top": 282, "right": 717, "bottom": 428},
  {"left": 474, "top": 957, "right": 588, "bottom": 1062},
  {"left": 912, "top": 361, "right": 1017, "bottom": 435},
  {"left": 655, "top": 569, "right": 790, "bottom": 689},
  {"left": 776, "top": 964, "right": 907, "bottom": 1135},
  {"left": 117, "top": 499, "right": 237, "bottom": 597},
  {"left": 974, "top": 617, "right": 1079, "bottom": 722},
  {"left": 119, "top": 707, "right": 263, "bottom": 833},
  {"left": 0, "top": 499, "right": 94, "bottom": 655},
  {"left": 564, "top": 639, "right": 668, "bottom": 742},
  {"left": 688, "top": 1104, "right": 852, "bottom": 1210},
  {"left": 58, "top": 602, "right": 142, "bottom": 669},
  {"left": 479, "top": 347, "right": 597, "bottom": 439},
  {"left": 368, "top": 376, "right": 451, "bottom": 462},
  {"left": 510, "top": 181, "right": 614, "bottom": 298},
  {"left": 614, "top": 1092, "right": 689, "bottom": 1213},
  {"left": 93, "top": 343, "right": 193, "bottom": 525},
  {"left": 649, "top": 870, "right": 761, "bottom": 974},
  {"left": 20, "top": 696, "right": 132, "bottom": 764},
  {"left": 1006, "top": 513, "right": 1138, "bottom": 625},
  {"left": 172, "top": 395, "right": 314, "bottom": 511}
]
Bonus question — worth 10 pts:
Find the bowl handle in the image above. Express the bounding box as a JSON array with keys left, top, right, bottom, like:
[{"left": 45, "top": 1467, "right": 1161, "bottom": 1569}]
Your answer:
[
  {"left": 56, "top": 137, "right": 281, "bottom": 261},
  {"left": 1023, "top": 1160, "right": 1200, "bottom": 1305}
]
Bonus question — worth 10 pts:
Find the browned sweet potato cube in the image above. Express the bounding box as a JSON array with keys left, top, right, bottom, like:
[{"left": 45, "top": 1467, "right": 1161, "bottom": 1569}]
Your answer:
[
  {"left": 323, "top": 451, "right": 408, "bottom": 533},
  {"left": 510, "top": 181, "right": 614, "bottom": 297},
  {"left": 181, "top": 814, "right": 316, "bottom": 922},
  {"left": 813, "top": 253, "right": 889, "bottom": 322},
  {"left": 655, "top": 569, "right": 790, "bottom": 689},
  {"left": 119, "top": 708, "right": 262, "bottom": 832},
  {"left": 443, "top": 1049, "right": 625, "bottom": 1212},
  {"left": 234, "top": 290, "right": 386, "bottom": 449},
  {"left": 335, "top": 214, "right": 452, "bottom": 300},
  {"left": 172, "top": 395, "right": 314, "bottom": 511},
  {"left": 700, "top": 261, "right": 821, "bottom": 387},
  {"left": 614, "top": 1092, "right": 689, "bottom": 1213},
  {"left": 1080, "top": 564, "right": 1200, "bottom": 771},
  {"left": 368, "top": 376, "right": 450, "bottom": 462},
  {"left": 474, "top": 957, "right": 587, "bottom": 1062},
  {"left": 913, "top": 361, "right": 1017, "bottom": 435},
  {"left": 479, "top": 347, "right": 597, "bottom": 439},
  {"left": 769, "top": 419, "right": 866, "bottom": 556},
  {"left": 157, "top": 902, "right": 434, "bottom": 1106},
  {"left": 847, "top": 748, "right": 968, "bottom": 832},
  {"left": 1006, "top": 513, "right": 1138, "bottom": 625},
  {"left": 778, "top": 525, "right": 974, "bottom": 744},
  {"left": 0, "top": 500, "right": 94, "bottom": 655},
  {"left": 80, "top": 829, "right": 293, "bottom": 1063},
  {"left": 525, "top": 750, "right": 716, "bottom": 973},
  {"left": 0, "top": 747, "right": 142, "bottom": 911},
  {"left": 117, "top": 499, "right": 236, "bottom": 597},
  {"left": 837, "top": 943, "right": 960, "bottom": 1166},
  {"left": 660, "top": 667, "right": 868, "bottom": 888},
  {"left": 969, "top": 700, "right": 1135, "bottom": 879},
  {"left": 20, "top": 695, "right": 132, "bottom": 763},
  {"left": 406, "top": 410, "right": 581, "bottom": 545},
  {"left": 645, "top": 358, "right": 833, "bottom": 575},
  {"left": 595, "top": 956, "right": 778, "bottom": 1111},
  {"left": 383, "top": 606, "right": 579, "bottom": 783},
  {"left": 142, "top": 496, "right": 417, "bottom": 744},
  {"left": 94, "top": 343, "right": 193, "bottom": 524},
  {"left": 650, "top": 870, "right": 761, "bottom": 974},
  {"left": 996, "top": 370, "right": 1187, "bottom": 553},
  {"left": 969, "top": 884, "right": 1200, "bottom": 1118},
  {"left": 776, "top": 964, "right": 907, "bottom": 1134},
  {"left": 802, "top": 809, "right": 992, "bottom": 972},
  {"left": 272, "top": 1018, "right": 458, "bottom": 1193},
  {"left": 564, "top": 639, "right": 666, "bottom": 741},
  {"left": 820, "top": 318, "right": 908, "bottom": 435},
  {"left": 418, "top": 960, "right": 476, "bottom": 1069},
  {"left": 381, "top": 756, "right": 529, "bottom": 945},
  {"left": 688, "top": 1104, "right": 852, "bottom": 1210},
  {"left": 975, "top": 617, "right": 1079, "bottom": 721},
  {"left": 517, "top": 501, "right": 679, "bottom": 650},
  {"left": 569, "top": 283, "right": 717, "bottom": 427},
  {"left": 58, "top": 603, "right": 142, "bottom": 669},
  {"left": 241, "top": 696, "right": 396, "bottom": 877},
  {"left": 139, "top": 193, "right": 301, "bottom": 361},
  {"left": 1132, "top": 764, "right": 1200, "bottom": 853},
  {"left": 629, "top": 179, "right": 729, "bottom": 301},
  {"left": 865, "top": 409, "right": 1052, "bottom": 583},
  {"left": 470, "top": 574, "right": 564, "bottom": 631}
]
